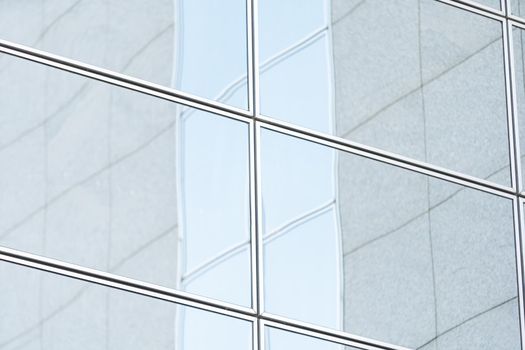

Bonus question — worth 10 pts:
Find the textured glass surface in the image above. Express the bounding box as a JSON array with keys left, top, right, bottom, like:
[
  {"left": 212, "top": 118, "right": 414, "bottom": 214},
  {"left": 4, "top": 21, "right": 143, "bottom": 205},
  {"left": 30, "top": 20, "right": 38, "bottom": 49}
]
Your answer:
[
  {"left": 265, "top": 327, "right": 358, "bottom": 350},
  {"left": 259, "top": 0, "right": 510, "bottom": 185},
  {"left": 512, "top": 26, "right": 525, "bottom": 190},
  {"left": 0, "top": 262, "right": 253, "bottom": 350},
  {"left": 0, "top": 0, "right": 248, "bottom": 109},
  {"left": 0, "top": 54, "right": 251, "bottom": 307},
  {"left": 261, "top": 129, "right": 521, "bottom": 349}
]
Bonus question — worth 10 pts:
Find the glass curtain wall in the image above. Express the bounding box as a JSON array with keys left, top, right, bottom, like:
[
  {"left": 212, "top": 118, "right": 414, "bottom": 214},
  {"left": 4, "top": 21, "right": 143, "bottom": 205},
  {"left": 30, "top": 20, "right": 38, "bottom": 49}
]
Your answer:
[{"left": 1, "top": 1, "right": 525, "bottom": 350}]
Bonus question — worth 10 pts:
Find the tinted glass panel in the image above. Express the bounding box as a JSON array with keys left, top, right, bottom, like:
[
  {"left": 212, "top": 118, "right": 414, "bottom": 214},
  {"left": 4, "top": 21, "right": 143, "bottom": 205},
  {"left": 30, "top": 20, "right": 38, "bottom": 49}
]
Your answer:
[
  {"left": 0, "top": 261, "right": 253, "bottom": 350},
  {"left": 0, "top": 0, "right": 248, "bottom": 109},
  {"left": 0, "top": 54, "right": 251, "bottom": 307},
  {"left": 261, "top": 128, "right": 521, "bottom": 349},
  {"left": 259, "top": 0, "right": 510, "bottom": 185}
]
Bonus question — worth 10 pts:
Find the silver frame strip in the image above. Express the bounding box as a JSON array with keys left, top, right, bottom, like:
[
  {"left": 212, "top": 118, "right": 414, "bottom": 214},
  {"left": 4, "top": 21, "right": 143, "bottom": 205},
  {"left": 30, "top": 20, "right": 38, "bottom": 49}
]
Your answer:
[
  {"left": 506, "top": 4, "right": 525, "bottom": 348},
  {"left": 257, "top": 119, "right": 515, "bottom": 199},
  {"left": 261, "top": 314, "right": 411, "bottom": 350},
  {"left": 448, "top": 0, "right": 505, "bottom": 15},
  {"left": 0, "top": 39, "right": 252, "bottom": 122},
  {"left": 515, "top": 197, "right": 525, "bottom": 350},
  {"left": 250, "top": 0, "right": 264, "bottom": 349},
  {"left": 0, "top": 246, "right": 255, "bottom": 320},
  {"left": 508, "top": 20, "right": 524, "bottom": 192},
  {"left": 440, "top": 0, "right": 505, "bottom": 19},
  {"left": 505, "top": 19, "right": 520, "bottom": 191}
]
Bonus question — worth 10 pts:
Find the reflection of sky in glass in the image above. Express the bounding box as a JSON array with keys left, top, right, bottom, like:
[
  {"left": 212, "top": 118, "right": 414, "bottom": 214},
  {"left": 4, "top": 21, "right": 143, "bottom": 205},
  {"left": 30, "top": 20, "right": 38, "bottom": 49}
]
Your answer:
[
  {"left": 176, "top": 0, "right": 248, "bottom": 108},
  {"left": 261, "top": 128, "right": 342, "bottom": 331},
  {"left": 260, "top": 35, "right": 332, "bottom": 132},
  {"left": 259, "top": 0, "right": 327, "bottom": 62},
  {"left": 265, "top": 208, "right": 340, "bottom": 328},
  {"left": 177, "top": 304, "right": 252, "bottom": 350},
  {"left": 259, "top": 0, "right": 333, "bottom": 133},
  {"left": 259, "top": 0, "right": 342, "bottom": 340},
  {"left": 178, "top": 111, "right": 249, "bottom": 274},
  {"left": 261, "top": 129, "right": 335, "bottom": 233}
]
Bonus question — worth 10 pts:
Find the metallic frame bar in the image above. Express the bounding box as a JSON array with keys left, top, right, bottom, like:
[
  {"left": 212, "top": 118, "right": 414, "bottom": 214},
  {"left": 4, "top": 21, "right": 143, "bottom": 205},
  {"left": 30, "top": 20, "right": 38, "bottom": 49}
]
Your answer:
[{"left": 0, "top": 39, "right": 252, "bottom": 123}]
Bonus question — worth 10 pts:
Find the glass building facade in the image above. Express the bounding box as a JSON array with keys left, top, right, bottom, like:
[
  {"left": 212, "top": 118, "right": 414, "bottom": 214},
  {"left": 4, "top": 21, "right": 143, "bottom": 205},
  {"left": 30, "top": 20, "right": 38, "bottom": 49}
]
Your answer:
[{"left": 0, "top": 0, "right": 524, "bottom": 349}]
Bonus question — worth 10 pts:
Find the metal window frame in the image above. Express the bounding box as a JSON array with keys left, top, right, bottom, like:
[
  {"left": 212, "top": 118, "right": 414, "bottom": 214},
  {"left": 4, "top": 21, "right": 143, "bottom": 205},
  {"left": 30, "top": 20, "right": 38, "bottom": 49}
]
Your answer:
[{"left": 0, "top": 0, "right": 525, "bottom": 349}]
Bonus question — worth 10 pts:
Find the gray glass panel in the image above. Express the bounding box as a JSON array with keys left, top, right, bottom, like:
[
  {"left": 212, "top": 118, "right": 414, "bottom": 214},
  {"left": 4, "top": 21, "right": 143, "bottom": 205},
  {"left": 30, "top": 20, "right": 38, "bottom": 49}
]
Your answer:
[
  {"left": 0, "top": 54, "right": 251, "bottom": 307},
  {"left": 265, "top": 327, "right": 358, "bottom": 350},
  {"left": 261, "top": 128, "right": 520, "bottom": 349},
  {"left": 0, "top": 261, "right": 253, "bottom": 350},
  {"left": 512, "top": 0, "right": 525, "bottom": 16},
  {"left": 512, "top": 26, "right": 525, "bottom": 190},
  {"left": 0, "top": 0, "right": 248, "bottom": 109},
  {"left": 474, "top": 0, "right": 501, "bottom": 9},
  {"left": 259, "top": 0, "right": 510, "bottom": 185}
]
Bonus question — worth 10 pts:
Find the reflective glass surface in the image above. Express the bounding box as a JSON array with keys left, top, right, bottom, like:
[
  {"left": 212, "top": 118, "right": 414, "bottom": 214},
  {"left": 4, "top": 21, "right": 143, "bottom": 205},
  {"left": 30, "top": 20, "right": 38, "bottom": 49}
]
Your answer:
[
  {"left": 474, "top": 0, "right": 501, "bottom": 9},
  {"left": 261, "top": 128, "right": 521, "bottom": 349},
  {"left": 0, "top": 261, "right": 253, "bottom": 350},
  {"left": 259, "top": 0, "right": 510, "bottom": 185},
  {"left": 0, "top": 0, "right": 248, "bottom": 109},
  {"left": 0, "top": 54, "right": 251, "bottom": 307},
  {"left": 265, "top": 327, "right": 358, "bottom": 350},
  {"left": 513, "top": 0, "right": 525, "bottom": 16}
]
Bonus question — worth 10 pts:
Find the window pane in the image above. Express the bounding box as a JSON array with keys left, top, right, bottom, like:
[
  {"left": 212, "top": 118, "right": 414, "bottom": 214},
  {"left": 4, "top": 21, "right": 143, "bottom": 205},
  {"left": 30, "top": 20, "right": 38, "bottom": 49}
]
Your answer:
[
  {"left": 0, "top": 0, "right": 248, "bottom": 109},
  {"left": 0, "top": 261, "right": 253, "bottom": 350},
  {"left": 259, "top": 0, "right": 510, "bottom": 185},
  {"left": 0, "top": 54, "right": 251, "bottom": 307},
  {"left": 474, "top": 0, "right": 501, "bottom": 9},
  {"left": 261, "top": 128, "right": 520, "bottom": 349},
  {"left": 512, "top": 0, "right": 525, "bottom": 16},
  {"left": 265, "top": 327, "right": 357, "bottom": 350}
]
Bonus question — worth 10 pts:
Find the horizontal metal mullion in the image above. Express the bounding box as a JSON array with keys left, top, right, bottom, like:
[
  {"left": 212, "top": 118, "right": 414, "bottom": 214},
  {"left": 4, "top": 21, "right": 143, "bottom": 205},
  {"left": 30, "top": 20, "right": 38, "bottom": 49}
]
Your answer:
[
  {"left": 257, "top": 117, "right": 516, "bottom": 199},
  {"left": 511, "top": 18, "right": 525, "bottom": 30},
  {"left": 441, "top": 0, "right": 505, "bottom": 18},
  {"left": 0, "top": 246, "right": 421, "bottom": 350},
  {"left": 0, "top": 39, "right": 251, "bottom": 123},
  {"left": 0, "top": 246, "right": 256, "bottom": 321},
  {"left": 511, "top": 15, "right": 525, "bottom": 27},
  {"left": 260, "top": 314, "right": 410, "bottom": 350}
]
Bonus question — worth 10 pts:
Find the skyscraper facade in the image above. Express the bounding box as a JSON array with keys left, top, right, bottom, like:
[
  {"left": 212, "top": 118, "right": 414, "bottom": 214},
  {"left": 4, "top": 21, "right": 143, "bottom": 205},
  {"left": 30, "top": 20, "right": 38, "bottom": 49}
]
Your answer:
[{"left": 0, "top": 1, "right": 523, "bottom": 350}]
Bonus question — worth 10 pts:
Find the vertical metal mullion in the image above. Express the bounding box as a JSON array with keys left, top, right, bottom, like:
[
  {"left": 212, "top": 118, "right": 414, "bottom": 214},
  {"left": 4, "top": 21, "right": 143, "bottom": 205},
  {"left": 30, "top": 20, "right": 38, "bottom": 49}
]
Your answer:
[
  {"left": 504, "top": 19, "right": 520, "bottom": 192},
  {"left": 247, "top": 0, "right": 255, "bottom": 115},
  {"left": 259, "top": 318, "right": 267, "bottom": 350},
  {"left": 505, "top": 20, "right": 523, "bottom": 193},
  {"left": 516, "top": 197, "right": 525, "bottom": 350},
  {"left": 248, "top": 0, "right": 263, "bottom": 349},
  {"left": 249, "top": 118, "right": 260, "bottom": 348},
  {"left": 251, "top": 0, "right": 260, "bottom": 118},
  {"left": 254, "top": 119, "right": 265, "bottom": 350},
  {"left": 506, "top": 0, "right": 525, "bottom": 346},
  {"left": 513, "top": 26, "right": 525, "bottom": 196}
]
